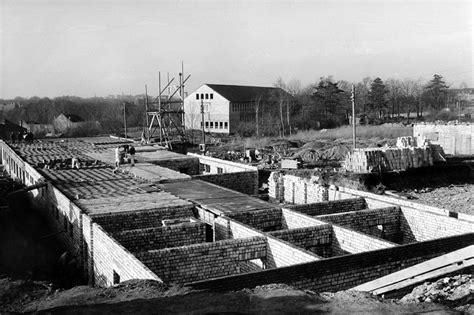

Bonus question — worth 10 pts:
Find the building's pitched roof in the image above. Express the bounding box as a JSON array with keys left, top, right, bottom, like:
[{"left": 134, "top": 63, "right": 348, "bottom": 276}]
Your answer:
[
  {"left": 205, "top": 84, "right": 285, "bottom": 102},
  {"left": 62, "top": 113, "right": 85, "bottom": 122}
]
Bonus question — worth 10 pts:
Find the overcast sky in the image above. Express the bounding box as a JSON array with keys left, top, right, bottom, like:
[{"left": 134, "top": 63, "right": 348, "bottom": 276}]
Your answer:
[{"left": 1, "top": 0, "right": 472, "bottom": 98}]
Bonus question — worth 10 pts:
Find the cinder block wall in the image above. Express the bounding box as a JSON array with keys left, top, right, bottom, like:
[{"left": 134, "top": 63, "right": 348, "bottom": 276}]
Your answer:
[
  {"left": 317, "top": 207, "right": 401, "bottom": 243},
  {"left": 286, "top": 198, "right": 367, "bottom": 216},
  {"left": 414, "top": 123, "right": 474, "bottom": 155},
  {"left": 268, "top": 225, "right": 332, "bottom": 257},
  {"left": 227, "top": 208, "right": 282, "bottom": 232},
  {"left": 135, "top": 236, "right": 267, "bottom": 283},
  {"left": 188, "top": 153, "right": 258, "bottom": 174},
  {"left": 92, "top": 206, "right": 196, "bottom": 232},
  {"left": 281, "top": 208, "right": 327, "bottom": 229},
  {"left": 112, "top": 222, "right": 207, "bottom": 253},
  {"left": 193, "top": 171, "right": 258, "bottom": 195},
  {"left": 92, "top": 223, "right": 161, "bottom": 287},
  {"left": 188, "top": 233, "right": 474, "bottom": 293},
  {"left": 400, "top": 207, "right": 474, "bottom": 243},
  {"left": 331, "top": 224, "right": 396, "bottom": 256}
]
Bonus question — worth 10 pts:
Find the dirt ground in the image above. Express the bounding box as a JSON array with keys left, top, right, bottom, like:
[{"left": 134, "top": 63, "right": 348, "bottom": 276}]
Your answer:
[
  {"left": 0, "top": 279, "right": 462, "bottom": 314},
  {"left": 411, "top": 184, "right": 474, "bottom": 215}
]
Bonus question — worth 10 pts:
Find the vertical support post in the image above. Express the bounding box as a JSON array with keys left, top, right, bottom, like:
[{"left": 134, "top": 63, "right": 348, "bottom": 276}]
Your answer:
[
  {"left": 123, "top": 102, "right": 127, "bottom": 139},
  {"left": 201, "top": 98, "right": 205, "bottom": 151},
  {"left": 145, "top": 84, "right": 149, "bottom": 137},
  {"left": 158, "top": 71, "right": 163, "bottom": 144},
  {"left": 352, "top": 84, "right": 356, "bottom": 150}
]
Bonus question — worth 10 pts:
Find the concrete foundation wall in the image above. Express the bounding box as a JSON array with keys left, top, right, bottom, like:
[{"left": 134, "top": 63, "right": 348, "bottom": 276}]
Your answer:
[
  {"left": 193, "top": 171, "right": 258, "bottom": 195},
  {"left": 92, "top": 206, "right": 196, "bottom": 232},
  {"left": 286, "top": 198, "right": 367, "bottom": 216},
  {"left": 317, "top": 207, "right": 401, "bottom": 243},
  {"left": 112, "top": 222, "right": 207, "bottom": 253},
  {"left": 135, "top": 236, "right": 267, "bottom": 283},
  {"left": 188, "top": 233, "right": 474, "bottom": 293},
  {"left": 92, "top": 223, "right": 161, "bottom": 287}
]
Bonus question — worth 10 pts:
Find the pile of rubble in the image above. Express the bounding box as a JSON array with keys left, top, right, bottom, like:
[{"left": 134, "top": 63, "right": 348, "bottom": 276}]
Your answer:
[
  {"left": 400, "top": 274, "right": 473, "bottom": 307},
  {"left": 342, "top": 136, "right": 446, "bottom": 173}
]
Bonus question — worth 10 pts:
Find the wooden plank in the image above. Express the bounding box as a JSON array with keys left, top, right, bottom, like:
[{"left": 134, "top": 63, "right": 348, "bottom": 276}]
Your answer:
[{"left": 353, "top": 245, "right": 474, "bottom": 294}]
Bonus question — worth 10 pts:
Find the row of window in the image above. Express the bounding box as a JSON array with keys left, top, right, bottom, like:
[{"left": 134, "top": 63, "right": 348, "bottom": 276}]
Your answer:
[
  {"left": 199, "top": 163, "right": 223, "bottom": 174},
  {"left": 201, "top": 121, "right": 228, "bottom": 129},
  {"left": 196, "top": 93, "right": 214, "bottom": 100},
  {"left": 239, "top": 113, "right": 254, "bottom": 122},
  {"left": 232, "top": 103, "right": 254, "bottom": 112}
]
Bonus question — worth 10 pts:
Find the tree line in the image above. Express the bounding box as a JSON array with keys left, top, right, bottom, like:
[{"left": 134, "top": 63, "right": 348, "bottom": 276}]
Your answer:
[
  {"left": 241, "top": 74, "right": 466, "bottom": 137},
  {"left": 0, "top": 74, "right": 468, "bottom": 138}
]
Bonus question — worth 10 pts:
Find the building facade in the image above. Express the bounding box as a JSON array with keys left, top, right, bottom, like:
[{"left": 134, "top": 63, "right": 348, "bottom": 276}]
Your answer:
[{"left": 184, "top": 84, "right": 285, "bottom": 134}]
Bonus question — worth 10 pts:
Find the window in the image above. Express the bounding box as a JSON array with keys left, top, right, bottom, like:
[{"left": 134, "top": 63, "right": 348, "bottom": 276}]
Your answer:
[
  {"left": 113, "top": 270, "right": 121, "bottom": 284},
  {"left": 210, "top": 93, "right": 213, "bottom": 99},
  {"left": 205, "top": 121, "right": 209, "bottom": 128},
  {"left": 201, "top": 93, "right": 204, "bottom": 99},
  {"left": 215, "top": 122, "right": 218, "bottom": 128},
  {"left": 196, "top": 94, "right": 199, "bottom": 100},
  {"left": 224, "top": 122, "right": 228, "bottom": 129},
  {"left": 200, "top": 121, "right": 203, "bottom": 127},
  {"left": 217, "top": 167, "right": 223, "bottom": 174},
  {"left": 205, "top": 164, "right": 210, "bottom": 172},
  {"left": 219, "top": 122, "right": 223, "bottom": 129},
  {"left": 205, "top": 93, "right": 209, "bottom": 99},
  {"left": 210, "top": 122, "right": 214, "bottom": 128}
]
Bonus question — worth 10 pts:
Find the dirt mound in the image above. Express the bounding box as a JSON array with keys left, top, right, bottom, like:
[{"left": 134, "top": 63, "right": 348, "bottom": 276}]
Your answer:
[
  {"left": 401, "top": 274, "right": 473, "bottom": 310},
  {"left": 0, "top": 277, "right": 460, "bottom": 314}
]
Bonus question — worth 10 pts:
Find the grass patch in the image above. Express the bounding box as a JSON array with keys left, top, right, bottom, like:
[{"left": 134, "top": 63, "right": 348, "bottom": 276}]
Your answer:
[{"left": 287, "top": 125, "right": 412, "bottom": 142}]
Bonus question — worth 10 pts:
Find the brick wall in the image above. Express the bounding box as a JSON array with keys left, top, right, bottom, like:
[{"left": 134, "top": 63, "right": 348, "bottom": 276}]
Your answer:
[
  {"left": 92, "top": 206, "right": 196, "bottom": 232},
  {"left": 317, "top": 207, "right": 401, "bottom": 243},
  {"left": 215, "top": 216, "right": 265, "bottom": 240},
  {"left": 135, "top": 236, "right": 267, "bottom": 283},
  {"left": 400, "top": 207, "right": 474, "bottom": 243},
  {"left": 150, "top": 157, "right": 200, "bottom": 175},
  {"left": 331, "top": 224, "right": 396, "bottom": 256},
  {"left": 268, "top": 225, "right": 332, "bottom": 257},
  {"left": 112, "top": 222, "right": 207, "bottom": 253},
  {"left": 281, "top": 208, "right": 327, "bottom": 229},
  {"left": 226, "top": 208, "right": 282, "bottom": 232},
  {"left": 265, "top": 235, "right": 322, "bottom": 268},
  {"left": 188, "top": 153, "right": 258, "bottom": 174},
  {"left": 92, "top": 223, "right": 161, "bottom": 287},
  {"left": 188, "top": 233, "right": 474, "bottom": 293},
  {"left": 193, "top": 171, "right": 258, "bottom": 195},
  {"left": 286, "top": 198, "right": 367, "bottom": 216}
]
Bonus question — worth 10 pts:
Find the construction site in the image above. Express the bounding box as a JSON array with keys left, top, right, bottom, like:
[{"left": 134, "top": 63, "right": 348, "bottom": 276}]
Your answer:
[{"left": 0, "top": 117, "right": 473, "bottom": 312}]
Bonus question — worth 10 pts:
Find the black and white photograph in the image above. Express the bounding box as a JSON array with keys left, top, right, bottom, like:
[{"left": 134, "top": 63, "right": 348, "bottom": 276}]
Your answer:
[{"left": 0, "top": 0, "right": 473, "bottom": 313}]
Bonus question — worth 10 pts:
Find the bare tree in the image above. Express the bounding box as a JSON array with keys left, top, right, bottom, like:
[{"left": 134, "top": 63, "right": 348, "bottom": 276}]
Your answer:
[{"left": 254, "top": 95, "right": 262, "bottom": 137}]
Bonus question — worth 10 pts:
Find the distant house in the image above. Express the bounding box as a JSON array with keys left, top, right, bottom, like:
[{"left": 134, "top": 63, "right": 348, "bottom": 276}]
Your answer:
[
  {"left": 0, "top": 119, "right": 26, "bottom": 140},
  {"left": 0, "top": 102, "right": 22, "bottom": 113},
  {"left": 53, "top": 114, "right": 86, "bottom": 133},
  {"left": 20, "top": 120, "right": 54, "bottom": 136},
  {"left": 184, "top": 84, "right": 287, "bottom": 134}
]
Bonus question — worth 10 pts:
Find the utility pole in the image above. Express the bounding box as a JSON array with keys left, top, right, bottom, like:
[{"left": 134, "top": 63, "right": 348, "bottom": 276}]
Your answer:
[
  {"left": 123, "top": 102, "right": 127, "bottom": 139},
  {"left": 201, "top": 98, "right": 205, "bottom": 151},
  {"left": 351, "top": 84, "right": 356, "bottom": 150},
  {"left": 145, "top": 84, "right": 149, "bottom": 132},
  {"left": 158, "top": 71, "right": 163, "bottom": 144}
]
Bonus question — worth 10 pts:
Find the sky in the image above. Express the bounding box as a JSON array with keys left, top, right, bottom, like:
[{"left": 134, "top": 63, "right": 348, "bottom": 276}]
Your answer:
[{"left": 0, "top": 0, "right": 472, "bottom": 98}]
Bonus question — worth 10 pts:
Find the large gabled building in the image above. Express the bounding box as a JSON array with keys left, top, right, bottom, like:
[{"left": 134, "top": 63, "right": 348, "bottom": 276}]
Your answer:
[{"left": 184, "top": 84, "right": 285, "bottom": 134}]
